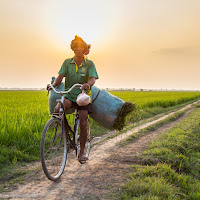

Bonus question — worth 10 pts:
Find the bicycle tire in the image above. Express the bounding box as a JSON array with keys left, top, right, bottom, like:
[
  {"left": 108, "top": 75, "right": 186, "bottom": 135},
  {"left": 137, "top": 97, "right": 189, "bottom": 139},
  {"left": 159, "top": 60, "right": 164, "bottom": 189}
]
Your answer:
[
  {"left": 40, "top": 117, "right": 67, "bottom": 181},
  {"left": 75, "top": 118, "right": 91, "bottom": 160}
]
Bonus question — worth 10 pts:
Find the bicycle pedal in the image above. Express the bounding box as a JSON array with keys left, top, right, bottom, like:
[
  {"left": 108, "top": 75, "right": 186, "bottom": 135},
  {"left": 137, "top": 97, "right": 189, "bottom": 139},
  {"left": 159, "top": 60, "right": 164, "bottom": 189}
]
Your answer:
[{"left": 88, "top": 136, "right": 94, "bottom": 142}]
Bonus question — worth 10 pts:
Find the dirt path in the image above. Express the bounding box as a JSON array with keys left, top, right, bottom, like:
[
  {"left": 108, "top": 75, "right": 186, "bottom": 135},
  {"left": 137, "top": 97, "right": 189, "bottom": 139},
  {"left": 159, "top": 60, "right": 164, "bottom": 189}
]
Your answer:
[{"left": 0, "top": 102, "right": 198, "bottom": 200}]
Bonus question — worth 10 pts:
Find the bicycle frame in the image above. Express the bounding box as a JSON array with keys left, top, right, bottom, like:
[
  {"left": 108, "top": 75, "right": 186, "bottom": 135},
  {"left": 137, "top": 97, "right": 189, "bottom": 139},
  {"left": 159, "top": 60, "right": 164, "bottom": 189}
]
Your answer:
[
  {"left": 53, "top": 103, "right": 78, "bottom": 152},
  {"left": 49, "top": 83, "right": 82, "bottom": 150}
]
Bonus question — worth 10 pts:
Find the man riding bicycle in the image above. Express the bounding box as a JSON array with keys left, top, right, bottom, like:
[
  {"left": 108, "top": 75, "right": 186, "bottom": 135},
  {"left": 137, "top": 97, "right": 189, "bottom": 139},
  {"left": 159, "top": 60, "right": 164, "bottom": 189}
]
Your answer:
[{"left": 47, "top": 35, "right": 98, "bottom": 163}]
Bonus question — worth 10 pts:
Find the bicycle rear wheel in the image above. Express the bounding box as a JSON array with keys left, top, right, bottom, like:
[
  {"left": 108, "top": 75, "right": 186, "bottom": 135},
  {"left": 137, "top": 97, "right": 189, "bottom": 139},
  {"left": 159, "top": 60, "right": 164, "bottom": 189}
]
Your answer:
[
  {"left": 75, "top": 118, "right": 91, "bottom": 161},
  {"left": 40, "top": 117, "right": 67, "bottom": 181}
]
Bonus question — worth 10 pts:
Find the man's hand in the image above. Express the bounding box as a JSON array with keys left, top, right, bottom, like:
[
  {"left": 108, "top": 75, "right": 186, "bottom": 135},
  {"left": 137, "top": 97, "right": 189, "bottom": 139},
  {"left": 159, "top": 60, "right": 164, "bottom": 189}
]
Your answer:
[
  {"left": 81, "top": 77, "right": 96, "bottom": 91},
  {"left": 46, "top": 84, "right": 52, "bottom": 91},
  {"left": 81, "top": 83, "right": 90, "bottom": 91},
  {"left": 47, "top": 74, "right": 64, "bottom": 91}
]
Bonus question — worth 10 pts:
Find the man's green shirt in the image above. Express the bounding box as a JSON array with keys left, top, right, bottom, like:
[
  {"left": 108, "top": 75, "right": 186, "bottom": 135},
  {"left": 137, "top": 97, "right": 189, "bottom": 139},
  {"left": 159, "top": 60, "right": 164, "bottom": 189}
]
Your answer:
[{"left": 58, "top": 57, "right": 99, "bottom": 102}]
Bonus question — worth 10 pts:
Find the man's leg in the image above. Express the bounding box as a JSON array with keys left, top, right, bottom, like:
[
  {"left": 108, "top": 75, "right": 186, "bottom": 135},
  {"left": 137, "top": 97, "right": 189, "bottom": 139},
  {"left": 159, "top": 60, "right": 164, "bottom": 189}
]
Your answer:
[
  {"left": 54, "top": 98, "right": 73, "bottom": 113},
  {"left": 78, "top": 110, "right": 88, "bottom": 161}
]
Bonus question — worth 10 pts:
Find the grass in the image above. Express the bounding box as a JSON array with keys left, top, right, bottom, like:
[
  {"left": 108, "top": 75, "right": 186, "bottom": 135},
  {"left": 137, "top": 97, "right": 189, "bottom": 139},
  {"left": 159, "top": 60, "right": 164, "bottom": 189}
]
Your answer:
[
  {"left": 110, "top": 91, "right": 200, "bottom": 108},
  {"left": 110, "top": 91, "right": 200, "bottom": 123},
  {"left": 119, "top": 164, "right": 200, "bottom": 200},
  {"left": 117, "top": 108, "right": 200, "bottom": 199},
  {"left": 0, "top": 171, "right": 26, "bottom": 193},
  {"left": 113, "top": 101, "right": 136, "bottom": 130},
  {"left": 143, "top": 108, "right": 200, "bottom": 177},
  {"left": 0, "top": 161, "right": 40, "bottom": 193}
]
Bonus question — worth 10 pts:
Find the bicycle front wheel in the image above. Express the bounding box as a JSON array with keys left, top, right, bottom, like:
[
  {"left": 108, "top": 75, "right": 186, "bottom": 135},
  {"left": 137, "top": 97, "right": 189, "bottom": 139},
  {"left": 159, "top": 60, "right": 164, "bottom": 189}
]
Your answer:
[
  {"left": 75, "top": 118, "right": 91, "bottom": 160},
  {"left": 40, "top": 117, "right": 67, "bottom": 181}
]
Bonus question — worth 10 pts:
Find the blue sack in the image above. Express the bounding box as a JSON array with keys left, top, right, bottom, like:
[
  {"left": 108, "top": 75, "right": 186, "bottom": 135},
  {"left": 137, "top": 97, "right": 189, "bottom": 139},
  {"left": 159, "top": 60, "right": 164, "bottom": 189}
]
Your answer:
[{"left": 90, "top": 86, "right": 134, "bottom": 130}]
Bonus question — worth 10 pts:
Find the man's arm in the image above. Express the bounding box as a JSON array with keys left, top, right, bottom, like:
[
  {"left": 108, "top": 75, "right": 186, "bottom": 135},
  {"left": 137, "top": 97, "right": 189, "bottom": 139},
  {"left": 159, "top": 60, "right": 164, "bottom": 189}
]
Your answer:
[
  {"left": 52, "top": 74, "right": 64, "bottom": 87},
  {"left": 88, "top": 77, "right": 96, "bottom": 87}
]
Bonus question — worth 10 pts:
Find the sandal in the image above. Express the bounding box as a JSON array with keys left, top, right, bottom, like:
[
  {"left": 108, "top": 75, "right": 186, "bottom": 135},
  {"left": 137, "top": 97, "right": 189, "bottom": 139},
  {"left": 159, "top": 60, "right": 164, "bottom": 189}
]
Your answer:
[{"left": 78, "top": 155, "right": 88, "bottom": 164}]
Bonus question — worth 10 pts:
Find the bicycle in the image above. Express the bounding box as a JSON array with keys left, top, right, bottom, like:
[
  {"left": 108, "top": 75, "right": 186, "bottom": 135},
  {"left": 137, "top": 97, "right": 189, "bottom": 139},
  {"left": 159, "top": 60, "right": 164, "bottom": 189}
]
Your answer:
[{"left": 40, "top": 83, "right": 91, "bottom": 181}]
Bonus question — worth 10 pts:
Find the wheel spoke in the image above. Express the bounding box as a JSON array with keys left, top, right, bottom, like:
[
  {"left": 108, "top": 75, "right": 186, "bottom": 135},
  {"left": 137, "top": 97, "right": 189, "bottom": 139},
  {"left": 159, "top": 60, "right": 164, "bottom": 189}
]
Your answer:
[{"left": 51, "top": 123, "right": 58, "bottom": 146}]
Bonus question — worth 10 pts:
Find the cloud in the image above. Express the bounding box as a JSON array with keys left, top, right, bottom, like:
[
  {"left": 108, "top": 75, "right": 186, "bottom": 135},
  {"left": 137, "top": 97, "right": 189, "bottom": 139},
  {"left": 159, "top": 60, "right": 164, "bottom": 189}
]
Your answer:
[{"left": 153, "top": 46, "right": 200, "bottom": 56}]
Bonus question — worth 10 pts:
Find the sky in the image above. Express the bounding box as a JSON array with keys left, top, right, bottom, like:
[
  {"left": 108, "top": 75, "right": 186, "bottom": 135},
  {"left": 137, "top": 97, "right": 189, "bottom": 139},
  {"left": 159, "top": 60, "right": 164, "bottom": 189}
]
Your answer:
[{"left": 0, "top": 0, "right": 200, "bottom": 90}]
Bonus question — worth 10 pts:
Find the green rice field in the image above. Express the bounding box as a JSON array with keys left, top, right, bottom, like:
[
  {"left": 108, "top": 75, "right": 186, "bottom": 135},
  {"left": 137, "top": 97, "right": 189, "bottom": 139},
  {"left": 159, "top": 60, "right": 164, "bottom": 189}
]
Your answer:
[
  {"left": 110, "top": 90, "right": 200, "bottom": 108},
  {"left": 1, "top": 90, "right": 200, "bottom": 167}
]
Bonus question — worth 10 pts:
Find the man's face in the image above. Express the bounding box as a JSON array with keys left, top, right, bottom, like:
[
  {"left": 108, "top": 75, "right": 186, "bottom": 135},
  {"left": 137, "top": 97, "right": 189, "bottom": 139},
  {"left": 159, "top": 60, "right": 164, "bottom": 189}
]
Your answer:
[{"left": 73, "top": 43, "right": 85, "bottom": 57}]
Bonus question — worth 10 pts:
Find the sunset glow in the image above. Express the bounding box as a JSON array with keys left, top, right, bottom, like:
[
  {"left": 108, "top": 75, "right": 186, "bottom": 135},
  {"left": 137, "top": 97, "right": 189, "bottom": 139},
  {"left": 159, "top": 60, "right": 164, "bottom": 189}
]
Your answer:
[{"left": 0, "top": 0, "right": 200, "bottom": 90}]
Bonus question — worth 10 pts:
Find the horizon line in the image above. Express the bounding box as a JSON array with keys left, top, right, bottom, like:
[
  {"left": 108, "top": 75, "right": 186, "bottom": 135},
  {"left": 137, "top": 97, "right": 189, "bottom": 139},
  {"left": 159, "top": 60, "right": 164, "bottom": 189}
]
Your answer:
[{"left": 0, "top": 87, "right": 199, "bottom": 92}]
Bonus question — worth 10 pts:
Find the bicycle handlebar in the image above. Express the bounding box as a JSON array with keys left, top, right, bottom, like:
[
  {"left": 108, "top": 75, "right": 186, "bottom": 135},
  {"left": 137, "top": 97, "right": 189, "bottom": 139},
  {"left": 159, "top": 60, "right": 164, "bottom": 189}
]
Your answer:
[{"left": 48, "top": 83, "right": 83, "bottom": 95}]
